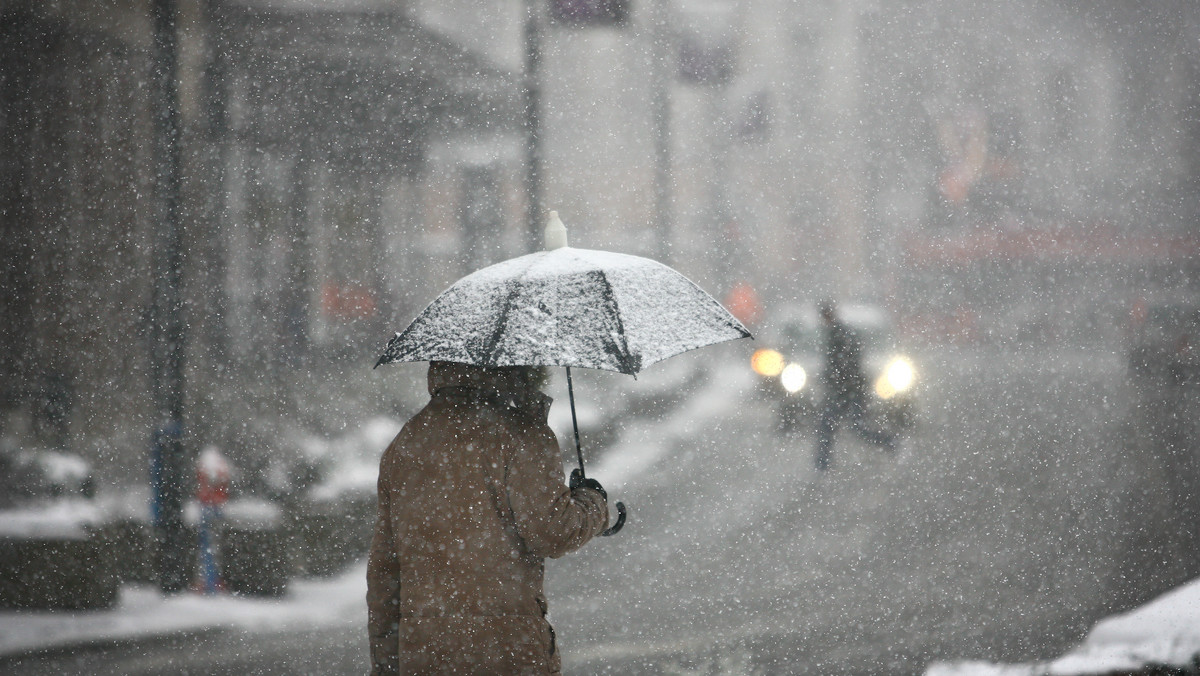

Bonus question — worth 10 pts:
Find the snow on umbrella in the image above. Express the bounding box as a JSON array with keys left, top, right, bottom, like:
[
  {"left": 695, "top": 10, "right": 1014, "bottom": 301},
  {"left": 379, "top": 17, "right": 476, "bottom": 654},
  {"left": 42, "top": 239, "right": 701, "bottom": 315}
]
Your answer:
[
  {"left": 375, "top": 233, "right": 748, "bottom": 374},
  {"left": 375, "top": 212, "right": 753, "bottom": 534}
]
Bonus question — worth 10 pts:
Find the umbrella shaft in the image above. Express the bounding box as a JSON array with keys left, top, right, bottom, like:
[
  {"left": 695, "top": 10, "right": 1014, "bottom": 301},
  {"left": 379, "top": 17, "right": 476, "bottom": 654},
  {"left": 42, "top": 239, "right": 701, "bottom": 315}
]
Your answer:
[{"left": 566, "top": 366, "right": 585, "bottom": 478}]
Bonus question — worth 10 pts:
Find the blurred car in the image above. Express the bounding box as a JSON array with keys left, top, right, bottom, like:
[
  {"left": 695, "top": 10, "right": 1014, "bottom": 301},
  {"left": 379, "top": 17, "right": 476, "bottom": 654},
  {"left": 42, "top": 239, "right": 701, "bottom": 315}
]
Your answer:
[
  {"left": 1129, "top": 298, "right": 1200, "bottom": 385},
  {"left": 750, "top": 303, "right": 919, "bottom": 436}
]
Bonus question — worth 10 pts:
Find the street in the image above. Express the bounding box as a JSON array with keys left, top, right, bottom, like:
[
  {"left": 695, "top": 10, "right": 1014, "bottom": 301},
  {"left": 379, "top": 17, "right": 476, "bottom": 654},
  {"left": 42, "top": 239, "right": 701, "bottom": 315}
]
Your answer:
[
  {"left": 552, "top": 346, "right": 1172, "bottom": 674},
  {"left": 4, "top": 346, "right": 1196, "bottom": 675}
]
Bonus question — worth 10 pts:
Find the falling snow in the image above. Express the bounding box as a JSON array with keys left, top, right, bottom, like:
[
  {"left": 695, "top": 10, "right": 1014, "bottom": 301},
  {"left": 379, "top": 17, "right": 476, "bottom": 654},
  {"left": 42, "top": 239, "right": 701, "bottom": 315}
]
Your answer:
[{"left": 2, "top": 0, "right": 1199, "bottom": 673}]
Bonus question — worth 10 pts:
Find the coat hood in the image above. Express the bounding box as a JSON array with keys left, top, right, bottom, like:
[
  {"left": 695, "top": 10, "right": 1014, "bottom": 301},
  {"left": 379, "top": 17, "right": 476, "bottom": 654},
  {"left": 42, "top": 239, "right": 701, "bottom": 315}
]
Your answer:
[{"left": 427, "top": 361, "right": 548, "bottom": 411}]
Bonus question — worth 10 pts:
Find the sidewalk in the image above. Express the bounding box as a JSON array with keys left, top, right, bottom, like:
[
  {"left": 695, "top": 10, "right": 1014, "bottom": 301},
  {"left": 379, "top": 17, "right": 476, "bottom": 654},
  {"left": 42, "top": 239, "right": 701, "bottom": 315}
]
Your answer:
[{"left": 0, "top": 562, "right": 367, "bottom": 658}]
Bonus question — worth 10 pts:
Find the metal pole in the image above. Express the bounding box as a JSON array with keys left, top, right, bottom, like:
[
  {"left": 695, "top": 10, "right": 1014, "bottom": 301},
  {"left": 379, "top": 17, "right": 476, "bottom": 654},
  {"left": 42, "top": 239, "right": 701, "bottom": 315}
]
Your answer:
[
  {"left": 523, "top": 0, "right": 544, "bottom": 253},
  {"left": 150, "top": 0, "right": 190, "bottom": 594},
  {"left": 649, "top": 0, "right": 673, "bottom": 264}
]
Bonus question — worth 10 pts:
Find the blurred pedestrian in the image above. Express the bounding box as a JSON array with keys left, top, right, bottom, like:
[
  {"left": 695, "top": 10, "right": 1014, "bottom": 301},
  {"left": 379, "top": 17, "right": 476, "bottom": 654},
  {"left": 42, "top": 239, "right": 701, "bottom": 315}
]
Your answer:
[
  {"left": 367, "top": 361, "right": 609, "bottom": 676},
  {"left": 814, "top": 300, "right": 895, "bottom": 471}
]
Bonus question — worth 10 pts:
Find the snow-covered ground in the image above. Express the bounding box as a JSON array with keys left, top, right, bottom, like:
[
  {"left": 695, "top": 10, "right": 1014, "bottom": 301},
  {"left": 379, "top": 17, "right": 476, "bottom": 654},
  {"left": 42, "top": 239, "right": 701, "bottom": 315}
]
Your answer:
[
  {"left": 5, "top": 445, "right": 1198, "bottom": 671},
  {"left": 927, "top": 577, "right": 1200, "bottom": 676},
  {"left": 0, "top": 563, "right": 367, "bottom": 657}
]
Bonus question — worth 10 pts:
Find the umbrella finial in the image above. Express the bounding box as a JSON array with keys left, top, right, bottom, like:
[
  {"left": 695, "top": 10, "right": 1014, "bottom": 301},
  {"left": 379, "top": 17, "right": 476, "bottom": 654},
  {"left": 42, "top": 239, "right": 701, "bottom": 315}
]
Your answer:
[{"left": 544, "top": 210, "right": 568, "bottom": 250}]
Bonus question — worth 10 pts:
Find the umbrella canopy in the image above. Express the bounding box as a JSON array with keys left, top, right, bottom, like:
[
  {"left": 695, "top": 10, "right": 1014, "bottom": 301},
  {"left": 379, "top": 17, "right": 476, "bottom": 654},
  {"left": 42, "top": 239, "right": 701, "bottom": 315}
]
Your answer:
[{"left": 375, "top": 247, "right": 751, "bottom": 374}]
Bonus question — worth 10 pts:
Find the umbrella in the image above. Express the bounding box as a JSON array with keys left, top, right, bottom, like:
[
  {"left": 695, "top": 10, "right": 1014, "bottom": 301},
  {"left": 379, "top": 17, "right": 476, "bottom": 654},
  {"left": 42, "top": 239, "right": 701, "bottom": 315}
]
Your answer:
[{"left": 375, "top": 212, "right": 752, "bottom": 534}]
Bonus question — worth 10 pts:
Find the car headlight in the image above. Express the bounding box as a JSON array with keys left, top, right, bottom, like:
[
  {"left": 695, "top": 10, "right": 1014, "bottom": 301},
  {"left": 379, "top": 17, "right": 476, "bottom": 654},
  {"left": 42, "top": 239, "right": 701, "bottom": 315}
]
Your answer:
[
  {"left": 875, "top": 357, "right": 915, "bottom": 399},
  {"left": 780, "top": 363, "right": 807, "bottom": 393},
  {"left": 751, "top": 348, "right": 786, "bottom": 377}
]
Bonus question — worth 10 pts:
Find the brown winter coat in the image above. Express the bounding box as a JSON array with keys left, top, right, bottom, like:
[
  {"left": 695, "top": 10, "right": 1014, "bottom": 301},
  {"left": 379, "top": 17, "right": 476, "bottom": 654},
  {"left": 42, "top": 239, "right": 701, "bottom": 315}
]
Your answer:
[{"left": 367, "top": 362, "right": 609, "bottom": 676}]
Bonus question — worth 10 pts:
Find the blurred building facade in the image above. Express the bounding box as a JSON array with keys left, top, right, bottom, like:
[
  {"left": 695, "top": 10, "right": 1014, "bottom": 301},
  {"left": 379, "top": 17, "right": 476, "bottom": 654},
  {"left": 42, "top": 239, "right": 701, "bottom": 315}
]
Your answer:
[
  {"left": 422, "top": 0, "right": 1200, "bottom": 341},
  {"left": 0, "top": 0, "right": 523, "bottom": 479},
  {"left": 2, "top": 0, "right": 1199, "bottom": 479},
  {"left": 2, "top": 0, "right": 163, "bottom": 471}
]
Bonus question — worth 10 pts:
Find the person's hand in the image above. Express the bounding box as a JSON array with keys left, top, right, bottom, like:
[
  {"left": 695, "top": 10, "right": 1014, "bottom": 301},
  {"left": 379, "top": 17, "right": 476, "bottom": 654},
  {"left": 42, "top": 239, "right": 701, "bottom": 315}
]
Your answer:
[{"left": 569, "top": 468, "right": 607, "bottom": 501}]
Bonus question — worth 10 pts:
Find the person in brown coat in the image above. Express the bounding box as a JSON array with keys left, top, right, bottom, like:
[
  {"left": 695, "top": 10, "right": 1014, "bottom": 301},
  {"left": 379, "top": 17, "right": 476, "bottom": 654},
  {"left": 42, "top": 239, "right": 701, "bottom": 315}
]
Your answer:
[{"left": 367, "top": 361, "right": 610, "bottom": 676}]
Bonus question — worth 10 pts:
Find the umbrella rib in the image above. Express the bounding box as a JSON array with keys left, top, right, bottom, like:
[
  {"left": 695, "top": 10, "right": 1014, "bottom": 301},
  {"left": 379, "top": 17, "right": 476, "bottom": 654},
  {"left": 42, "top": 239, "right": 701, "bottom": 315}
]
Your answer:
[
  {"left": 480, "top": 278, "right": 522, "bottom": 367},
  {"left": 592, "top": 268, "right": 638, "bottom": 374},
  {"left": 374, "top": 317, "right": 421, "bottom": 368},
  {"left": 479, "top": 253, "right": 543, "bottom": 366}
]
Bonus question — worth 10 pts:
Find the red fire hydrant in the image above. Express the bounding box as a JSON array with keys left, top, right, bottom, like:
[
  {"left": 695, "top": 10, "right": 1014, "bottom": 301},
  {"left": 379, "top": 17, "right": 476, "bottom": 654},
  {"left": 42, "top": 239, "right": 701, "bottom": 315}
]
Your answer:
[{"left": 195, "top": 447, "right": 231, "bottom": 594}]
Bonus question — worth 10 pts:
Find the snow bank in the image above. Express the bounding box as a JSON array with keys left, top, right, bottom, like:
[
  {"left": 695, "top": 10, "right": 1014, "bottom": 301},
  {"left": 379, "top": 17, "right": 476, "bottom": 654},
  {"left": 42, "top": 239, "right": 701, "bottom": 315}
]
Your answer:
[
  {"left": 1047, "top": 577, "right": 1200, "bottom": 674},
  {"left": 926, "top": 577, "right": 1200, "bottom": 676},
  {"left": 0, "top": 562, "right": 367, "bottom": 657},
  {"left": 0, "top": 500, "right": 107, "bottom": 540},
  {"left": 294, "top": 416, "right": 401, "bottom": 503}
]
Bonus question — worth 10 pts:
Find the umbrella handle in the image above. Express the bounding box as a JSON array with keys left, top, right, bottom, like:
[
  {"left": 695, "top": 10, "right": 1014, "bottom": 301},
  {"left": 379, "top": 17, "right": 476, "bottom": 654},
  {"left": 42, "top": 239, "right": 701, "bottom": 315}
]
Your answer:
[
  {"left": 564, "top": 367, "right": 625, "bottom": 536},
  {"left": 601, "top": 501, "right": 626, "bottom": 536}
]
